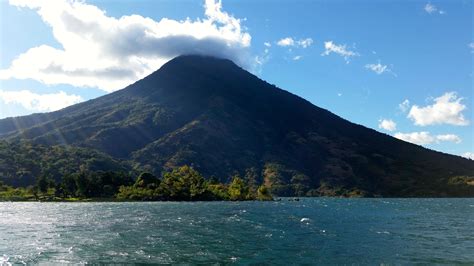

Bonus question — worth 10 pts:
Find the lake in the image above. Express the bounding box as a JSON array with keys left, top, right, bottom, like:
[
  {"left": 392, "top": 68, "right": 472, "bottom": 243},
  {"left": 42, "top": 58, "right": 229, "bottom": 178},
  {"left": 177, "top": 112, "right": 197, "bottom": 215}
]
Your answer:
[{"left": 1, "top": 199, "right": 473, "bottom": 264}]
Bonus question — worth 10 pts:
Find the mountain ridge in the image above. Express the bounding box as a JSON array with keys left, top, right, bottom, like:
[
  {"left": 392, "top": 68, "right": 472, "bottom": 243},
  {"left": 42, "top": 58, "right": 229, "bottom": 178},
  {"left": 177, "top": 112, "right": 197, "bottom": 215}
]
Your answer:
[{"left": 1, "top": 55, "right": 473, "bottom": 197}]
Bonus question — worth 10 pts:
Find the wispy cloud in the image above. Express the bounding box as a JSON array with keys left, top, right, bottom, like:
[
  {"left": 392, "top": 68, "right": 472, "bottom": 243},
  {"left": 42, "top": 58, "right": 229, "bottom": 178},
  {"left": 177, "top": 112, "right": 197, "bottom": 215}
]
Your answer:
[
  {"left": 0, "top": 89, "right": 83, "bottom": 112},
  {"left": 365, "top": 61, "right": 396, "bottom": 76},
  {"left": 298, "top": 38, "right": 313, "bottom": 48},
  {"left": 292, "top": 55, "right": 302, "bottom": 61},
  {"left": 394, "top": 131, "right": 461, "bottom": 145},
  {"left": 321, "top": 41, "right": 359, "bottom": 63},
  {"left": 0, "top": 0, "right": 252, "bottom": 92},
  {"left": 469, "top": 43, "right": 474, "bottom": 53},
  {"left": 399, "top": 99, "right": 410, "bottom": 112},
  {"left": 408, "top": 92, "right": 469, "bottom": 126},
  {"left": 436, "top": 134, "right": 462, "bottom": 144},
  {"left": 254, "top": 44, "right": 271, "bottom": 71},
  {"left": 424, "top": 3, "right": 445, "bottom": 15},
  {"left": 277, "top": 37, "right": 313, "bottom": 48}
]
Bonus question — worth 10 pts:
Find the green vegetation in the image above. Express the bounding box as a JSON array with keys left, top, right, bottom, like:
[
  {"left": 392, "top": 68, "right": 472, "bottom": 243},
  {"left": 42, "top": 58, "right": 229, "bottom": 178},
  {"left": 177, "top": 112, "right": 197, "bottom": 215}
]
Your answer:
[
  {"left": 0, "top": 140, "right": 131, "bottom": 188},
  {"left": 0, "top": 165, "right": 273, "bottom": 201},
  {"left": 0, "top": 182, "right": 36, "bottom": 201},
  {"left": 116, "top": 166, "right": 272, "bottom": 201}
]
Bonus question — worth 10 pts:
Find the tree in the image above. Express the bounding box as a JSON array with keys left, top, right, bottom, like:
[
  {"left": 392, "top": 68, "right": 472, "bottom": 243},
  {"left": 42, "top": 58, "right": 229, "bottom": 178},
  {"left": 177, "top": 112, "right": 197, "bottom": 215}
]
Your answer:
[
  {"left": 291, "top": 174, "right": 312, "bottom": 196},
  {"left": 159, "top": 165, "right": 206, "bottom": 200},
  {"left": 206, "top": 183, "right": 229, "bottom": 200},
  {"left": 160, "top": 170, "right": 182, "bottom": 200},
  {"left": 245, "top": 167, "right": 260, "bottom": 194},
  {"left": 36, "top": 175, "right": 52, "bottom": 193},
  {"left": 134, "top": 172, "right": 160, "bottom": 189},
  {"left": 61, "top": 174, "right": 78, "bottom": 197},
  {"left": 74, "top": 172, "right": 90, "bottom": 197},
  {"left": 228, "top": 176, "right": 250, "bottom": 200},
  {"left": 257, "top": 185, "right": 272, "bottom": 200}
]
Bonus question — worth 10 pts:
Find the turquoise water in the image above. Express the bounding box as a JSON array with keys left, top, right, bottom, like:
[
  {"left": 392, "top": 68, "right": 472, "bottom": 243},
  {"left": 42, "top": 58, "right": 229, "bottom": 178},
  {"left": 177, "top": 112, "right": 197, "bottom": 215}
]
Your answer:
[{"left": 1, "top": 199, "right": 473, "bottom": 264}]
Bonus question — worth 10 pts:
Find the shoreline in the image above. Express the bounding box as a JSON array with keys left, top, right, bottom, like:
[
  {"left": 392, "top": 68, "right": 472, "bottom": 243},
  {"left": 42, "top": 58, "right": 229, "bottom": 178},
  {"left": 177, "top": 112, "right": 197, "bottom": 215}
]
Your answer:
[{"left": 2, "top": 196, "right": 473, "bottom": 203}]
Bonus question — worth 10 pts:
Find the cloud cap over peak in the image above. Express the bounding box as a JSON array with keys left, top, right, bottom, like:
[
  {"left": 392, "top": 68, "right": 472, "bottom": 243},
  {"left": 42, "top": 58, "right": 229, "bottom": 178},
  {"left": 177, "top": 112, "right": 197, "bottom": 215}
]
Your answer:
[{"left": 1, "top": 0, "right": 253, "bottom": 92}]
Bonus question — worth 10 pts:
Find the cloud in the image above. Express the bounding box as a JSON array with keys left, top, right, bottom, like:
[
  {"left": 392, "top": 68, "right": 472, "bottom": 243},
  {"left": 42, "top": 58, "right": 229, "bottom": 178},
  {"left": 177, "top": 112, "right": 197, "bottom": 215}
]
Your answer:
[
  {"left": 424, "top": 3, "right": 437, "bottom": 13},
  {"left": 399, "top": 99, "right": 410, "bottom": 113},
  {"left": 264, "top": 42, "right": 271, "bottom": 47},
  {"left": 0, "top": 0, "right": 252, "bottom": 92},
  {"left": 298, "top": 38, "right": 313, "bottom": 48},
  {"left": 292, "top": 55, "right": 302, "bottom": 61},
  {"left": 0, "top": 89, "right": 83, "bottom": 112},
  {"left": 277, "top": 37, "right": 294, "bottom": 47},
  {"left": 378, "top": 119, "right": 397, "bottom": 131},
  {"left": 365, "top": 61, "right": 395, "bottom": 76},
  {"left": 321, "top": 41, "right": 359, "bottom": 63},
  {"left": 395, "top": 132, "right": 434, "bottom": 145},
  {"left": 276, "top": 37, "right": 313, "bottom": 48},
  {"left": 436, "top": 134, "right": 461, "bottom": 143},
  {"left": 424, "top": 3, "right": 445, "bottom": 14},
  {"left": 254, "top": 45, "right": 271, "bottom": 72},
  {"left": 461, "top": 152, "right": 474, "bottom": 160},
  {"left": 365, "top": 63, "right": 388, "bottom": 74},
  {"left": 469, "top": 43, "right": 474, "bottom": 53},
  {"left": 394, "top": 131, "right": 462, "bottom": 145},
  {"left": 408, "top": 92, "right": 469, "bottom": 126},
  {"left": 255, "top": 51, "right": 269, "bottom": 66}
]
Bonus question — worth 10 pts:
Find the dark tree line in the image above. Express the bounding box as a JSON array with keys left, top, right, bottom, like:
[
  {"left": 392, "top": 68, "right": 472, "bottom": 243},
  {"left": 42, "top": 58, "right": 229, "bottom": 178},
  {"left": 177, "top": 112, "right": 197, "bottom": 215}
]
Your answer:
[{"left": 1, "top": 165, "right": 272, "bottom": 201}]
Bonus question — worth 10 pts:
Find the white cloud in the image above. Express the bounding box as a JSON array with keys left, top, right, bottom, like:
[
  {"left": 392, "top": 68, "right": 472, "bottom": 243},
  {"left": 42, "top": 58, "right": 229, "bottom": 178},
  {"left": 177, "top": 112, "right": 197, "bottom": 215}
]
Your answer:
[
  {"left": 469, "top": 43, "right": 474, "bottom": 53},
  {"left": 399, "top": 99, "right": 410, "bottom": 113},
  {"left": 394, "top": 131, "right": 462, "bottom": 145},
  {"left": 0, "top": 89, "right": 83, "bottom": 112},
  {"left": 292, "top": 55, "right": 302, "bottom": 61},
  {"left": 365, "top": 63, "right": 387, "bottom": 74},
  {"left": 277, "top": 37, "right": 295, "bottom": 47},
  {"left": 436, "top": 134, "right": 461, "bottom": 143},
  {"left": 395, "top": 131, "right": 435, "bottom": 145},
  {"left": 461, "top": 152, "right": 474, "bottom": 160},
  {"left": 276, "top": 37, "right": 313, "bottom": 48},
  {"left": 378, "top": 119, "right": 397, "bottom": 131},
  {"left": 298, "top": 38, "right": 313, "bottom": 48},
  {"left": 365, "top": 61, "right": 395, "bottom": 76},
  {"left": 0, "top": 0, "right": 252, "bottom": 92},
  {"left": 408, "top": 92, "right": 469, "bottom": 126},
  {"left": 424, "top": 3, "right": 437, "bottom": 13},
  {"left": 321, "top": 41, "right": 359, "bottom": 63},
  {"left": 264, "top": 42, "right": 271, "bottom": 47},
  {"left": 424, "top": 3, "right": 445, "bottom": 15}
]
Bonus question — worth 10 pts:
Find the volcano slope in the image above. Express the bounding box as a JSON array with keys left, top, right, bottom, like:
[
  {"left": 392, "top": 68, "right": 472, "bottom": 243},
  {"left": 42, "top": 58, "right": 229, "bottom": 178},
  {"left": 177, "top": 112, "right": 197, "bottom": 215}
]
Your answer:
[{"left": 1, "top": 55, "right": 473, "bottom": 197}]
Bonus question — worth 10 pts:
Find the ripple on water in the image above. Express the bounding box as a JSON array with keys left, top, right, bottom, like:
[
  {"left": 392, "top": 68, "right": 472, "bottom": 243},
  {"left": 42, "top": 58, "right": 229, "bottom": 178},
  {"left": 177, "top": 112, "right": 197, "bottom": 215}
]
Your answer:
[{"left": 1, "top": 199, "right": 474, "bottom": 264}]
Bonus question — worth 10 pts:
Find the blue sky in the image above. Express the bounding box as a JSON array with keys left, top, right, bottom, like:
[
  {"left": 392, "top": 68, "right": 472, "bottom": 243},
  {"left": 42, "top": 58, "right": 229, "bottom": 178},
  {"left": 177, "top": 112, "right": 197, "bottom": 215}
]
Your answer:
[{"left": 0, "top": 0, "right": 472, "bottom": 158}]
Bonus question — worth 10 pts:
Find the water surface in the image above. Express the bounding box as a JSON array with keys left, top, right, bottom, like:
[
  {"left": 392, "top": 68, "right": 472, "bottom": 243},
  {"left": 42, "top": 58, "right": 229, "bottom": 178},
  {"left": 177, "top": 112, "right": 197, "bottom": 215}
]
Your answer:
[{"left": 1, "top": 199, "right": 473, "bottom": 264}]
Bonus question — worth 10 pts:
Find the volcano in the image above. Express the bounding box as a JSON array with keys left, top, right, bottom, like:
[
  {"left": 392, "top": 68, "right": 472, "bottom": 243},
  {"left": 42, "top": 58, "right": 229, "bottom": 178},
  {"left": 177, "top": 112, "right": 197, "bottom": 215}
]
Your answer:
[{"left": 1, "top": 55, "right": 473, "bottom": 196}]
